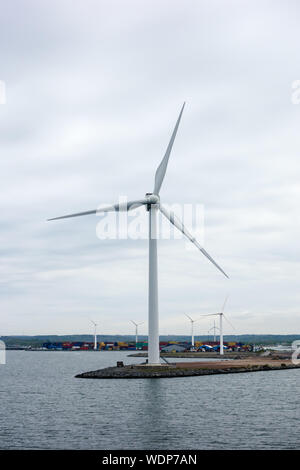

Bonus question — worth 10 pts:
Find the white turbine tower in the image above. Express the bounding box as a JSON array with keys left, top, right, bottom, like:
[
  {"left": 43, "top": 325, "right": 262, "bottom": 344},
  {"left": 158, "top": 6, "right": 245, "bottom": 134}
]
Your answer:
[
  {"left": 131, "top": 320, "right": 144, "bottom": 347},
  {"left": 184, "top": 314, "right": 201, "bottom": 348},
  {"left": 48, "top": 104, "right": 228, "bottom": 365},
  {"left": 199, "top": 297, "right": 234, "bottom": 355},
  {"left": 90, "top": 320, "right": 98, "bottom": 351}
]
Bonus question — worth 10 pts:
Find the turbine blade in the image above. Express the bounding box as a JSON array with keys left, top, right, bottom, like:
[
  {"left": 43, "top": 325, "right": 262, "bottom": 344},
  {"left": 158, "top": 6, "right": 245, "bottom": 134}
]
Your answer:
[
  {"left": 130, "top": 320, "right": 138, "bottom": 326},
  {"left": 184, "top": 313, "right": 193, "bottom": 322},
  {"left": 153, "top": 103, "right": 185, "bottom": 195},
  {"left": 223, "top": 314, "right": 235, "bottom": 330},
  {"left": 222, "top": 295, "right": 229, "bottom": 313},
  {"left": 48, "top": 209, "right": 97, "bottom": 221},
  {"left": 159, "top": 204, "right": 229, "bottom": 279},
  {"left": 198, "top": 313, "right": 219, "bottom": 318},
  {"left": 47, "top": 199, "right": 148, "bottom": 221}
]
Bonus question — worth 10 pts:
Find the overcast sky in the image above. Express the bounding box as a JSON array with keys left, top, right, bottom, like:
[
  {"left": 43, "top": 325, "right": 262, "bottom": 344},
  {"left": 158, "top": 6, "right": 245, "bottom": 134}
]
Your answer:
[{"left": 1, "top": 0, "right": 300, "bottom": 336}]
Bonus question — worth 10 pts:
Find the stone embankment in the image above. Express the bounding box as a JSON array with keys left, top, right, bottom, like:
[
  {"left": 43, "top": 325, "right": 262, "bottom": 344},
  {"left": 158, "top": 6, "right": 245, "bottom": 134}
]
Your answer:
[{"left": 75, "top": 357, "right": 299, "bottom": 379}]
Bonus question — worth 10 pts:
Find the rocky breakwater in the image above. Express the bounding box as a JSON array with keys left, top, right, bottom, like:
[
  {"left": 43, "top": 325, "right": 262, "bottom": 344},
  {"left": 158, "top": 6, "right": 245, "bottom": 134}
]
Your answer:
[{"left": 75, "top": 358, "right": 300, "bottom": 379}]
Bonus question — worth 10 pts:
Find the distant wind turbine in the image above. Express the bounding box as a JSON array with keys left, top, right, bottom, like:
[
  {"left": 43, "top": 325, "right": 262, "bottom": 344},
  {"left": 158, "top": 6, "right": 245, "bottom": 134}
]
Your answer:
[
  {"left": 199, "top": 297, "right": 234, "bottom": 355},
  {"left": 48, "top": 104, "right": 228, "bottom": 365},
  {"left": 130, "top": 320, "right": 144, "bottom": 347},
  {"left": 209, "top": 320, "right": 220, "bottom": 342},
  {"left": 90, "top": 319, "right": 98, "bottom": 351},
  {"left": 184, "top": 314, "right": 201, "bottom": 347}
]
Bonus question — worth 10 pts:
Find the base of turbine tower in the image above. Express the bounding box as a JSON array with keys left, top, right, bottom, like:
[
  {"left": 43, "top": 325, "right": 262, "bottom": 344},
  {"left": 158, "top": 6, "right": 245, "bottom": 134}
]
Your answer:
[{"left": 145, "top": 362, "right": 164, "bottom": 367}]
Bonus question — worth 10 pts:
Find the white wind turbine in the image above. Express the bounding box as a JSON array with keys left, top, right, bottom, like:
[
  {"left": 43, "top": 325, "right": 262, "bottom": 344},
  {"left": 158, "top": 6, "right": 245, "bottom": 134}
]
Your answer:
[
  {"left": 184, "top": 314, "right": 201, "bottom": 348},
  {"left": 48, "top": 103, "right": 228, "bottom": 365},
  {"left": 209, "top": 320, "right": 220, "bottom": 342},
  {"left": 90, "top": 319, "right": 98, "bottom": 351},
  {"left": 130, "top": 320, "right": 144, "bottom": 347},
  {"left": 199, "top": 297, "right": 234, "bottom": 355}
]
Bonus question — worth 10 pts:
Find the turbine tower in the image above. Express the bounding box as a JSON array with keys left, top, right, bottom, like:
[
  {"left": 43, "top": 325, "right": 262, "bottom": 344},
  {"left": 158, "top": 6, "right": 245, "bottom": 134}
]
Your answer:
[
  {"left": 130, "top": 320, "right": 144, "bottom": 347},
  {"left": 199, "top": 297, "right": 234, "bottom": 355},
  {"left": 90, "top": 320, "right": 98, "bottom": 351},
  {"left": 48, "top": 104, "right": 228, "bottom": 365},
  {"left": 184, "top": 314, "right": 200, "bottom": 347}
]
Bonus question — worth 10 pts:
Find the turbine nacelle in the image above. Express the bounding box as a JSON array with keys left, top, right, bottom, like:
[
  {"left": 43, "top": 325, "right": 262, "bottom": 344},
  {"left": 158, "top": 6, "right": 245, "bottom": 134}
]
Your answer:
[{"left": 145, "top": 193, "right": 160, "bottom": 205}]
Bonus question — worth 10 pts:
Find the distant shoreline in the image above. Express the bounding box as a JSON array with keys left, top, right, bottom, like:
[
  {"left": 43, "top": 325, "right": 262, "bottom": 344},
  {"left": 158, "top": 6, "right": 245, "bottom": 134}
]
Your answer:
[{"left": 2, "top": 334, "right": 300, "bottom": 349}]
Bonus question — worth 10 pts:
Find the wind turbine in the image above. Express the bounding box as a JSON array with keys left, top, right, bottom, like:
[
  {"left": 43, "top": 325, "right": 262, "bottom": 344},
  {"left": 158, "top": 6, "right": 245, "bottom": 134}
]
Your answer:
[
  {"left": 130, "top": 320, "right": 144, "bottom": 347},
  {"left": 48, "top": 103, "right": 228, "bottom": 365},
  {"left": 90, "top": 319, "right": 98, "bottom": 351},
  {"left": 199, "top": 297, "right": 234, "bottom": 355},
  {"left": 209, "top": 320, "right": 220, "bottom": 342},
  {"left": 184, "top": 314, "right": 201, "bottom": 348}
]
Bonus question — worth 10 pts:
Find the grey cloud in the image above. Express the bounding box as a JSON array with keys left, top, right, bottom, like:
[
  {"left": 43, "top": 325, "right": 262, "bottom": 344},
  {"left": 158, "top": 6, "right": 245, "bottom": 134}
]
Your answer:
[{"left": 1, "top": 0, "right": 300, "bottom": 334}]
